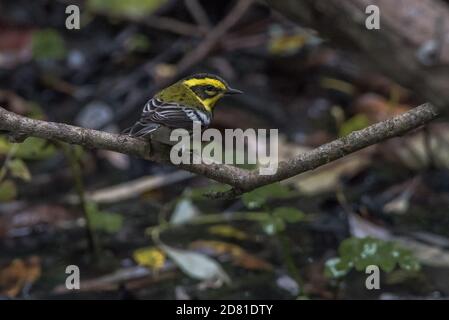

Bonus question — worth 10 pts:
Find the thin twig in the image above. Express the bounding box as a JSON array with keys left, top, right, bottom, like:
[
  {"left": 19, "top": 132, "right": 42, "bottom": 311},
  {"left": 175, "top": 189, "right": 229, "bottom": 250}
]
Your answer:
[
  {"left": 143, "top": 15, "right": 207, "bottom": 37},
  {"left": 94, "top": 9, "right": 206, "bottom": 37},
  {"left": 184, "top": 0, "right": 212, "bottom": 28},
  {"left": 176, "top": 0, "right": 255, "bottom": 75}
]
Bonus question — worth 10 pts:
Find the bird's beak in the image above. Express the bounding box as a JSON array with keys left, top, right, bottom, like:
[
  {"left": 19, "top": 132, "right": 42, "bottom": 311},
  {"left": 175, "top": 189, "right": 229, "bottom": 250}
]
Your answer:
[{"left": 225, "top": 87, "right": 243, "bottom": 95}]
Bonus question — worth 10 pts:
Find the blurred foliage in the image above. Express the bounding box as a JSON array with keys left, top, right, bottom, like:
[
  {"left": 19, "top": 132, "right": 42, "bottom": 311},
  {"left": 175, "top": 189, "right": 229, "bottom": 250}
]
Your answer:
[
  {"left": 0, "top": 145, "right": 32, "bottom": 202},
  {"left": 133, "top": 247, "right": 166, "bottom": 271},
  {"left": 31, "top": 29, "right": 66, "bottom": 60},
  {"left": 86, "top": 201, "right": 124, "bottom": 233},
  {"left": 190, "top": 240, "right": 273, "bottom": 271},
  {"left": 87, "top": 0, "right": 167, "bottom": 19},
  {"left": 0, "top": 179, "right": 17, "bottom": 201},
  {"left": 208, "top": 225, "right": 248, "bottom": 240},
  {"left": 242, "top": 183, "right": 296, "bottom": 209},
  {"left": 0, "top": 137, "right": 56, "bottom": 160},
  {"left": 2, "top": 0, "right": 447, "bottom": 300},
  {"left": 260, "top": 215, "right": 286, "bottom": 235},
  {"left": 0, "top": 256, "right": 41, "bottom": 298},
  {"left": 7, "top": 159, "right": 31, "bottom": 182},
  {"left": 269, "top": 34, "right": 306, "bottom": 56},
  {"left": 339, "top": 114, "right": 370, "bottom": 137},
  {"left": 261, "top": 207, "right": 305, "bottom": 235},
  {"left": 126, "top": 34, "right": 151, "bottom": 52},
  {"left": 320, "top": 77, "right": 355, "bottom": 97},
  {"left": 325, "top": 237, "right": 421, "bottom": 279},
  {"left": 272, "top": 207, "right": 305, "bottom": 223}
]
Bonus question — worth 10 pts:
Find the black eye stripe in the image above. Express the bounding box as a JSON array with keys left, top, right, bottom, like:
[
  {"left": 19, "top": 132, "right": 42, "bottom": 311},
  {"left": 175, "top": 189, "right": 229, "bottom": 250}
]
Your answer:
[
  {"left": 189, "top": 85, "right": 223, "bottom": 100},
  {"left": 191, "top": 85, "right": 217, "bottom": 91}
]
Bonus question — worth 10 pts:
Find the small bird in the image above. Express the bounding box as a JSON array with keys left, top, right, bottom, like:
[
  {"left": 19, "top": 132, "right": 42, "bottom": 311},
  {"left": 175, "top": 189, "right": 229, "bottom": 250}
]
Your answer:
[{"left": 125, "top": 73, "right": 242, "bottom": 137}]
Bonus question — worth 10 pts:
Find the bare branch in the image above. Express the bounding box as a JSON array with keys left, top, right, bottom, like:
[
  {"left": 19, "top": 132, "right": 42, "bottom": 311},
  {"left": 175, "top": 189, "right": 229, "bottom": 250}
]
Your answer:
[
  {"left": 176, "top": 0, "right": 254, "bottom": 75},
  {"left": 0, "top": 106, "right": 247, "bottom": 188},
  {"left": 184, "top": 0, "right": 212, "bottom": 28},
  {"left": 0, "top": 103, "right": 440, "bottom": 198}
]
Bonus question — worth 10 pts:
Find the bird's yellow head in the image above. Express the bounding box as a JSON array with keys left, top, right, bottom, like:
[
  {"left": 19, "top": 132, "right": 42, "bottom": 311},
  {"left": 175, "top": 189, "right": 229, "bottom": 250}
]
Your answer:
[{"left": 182, "top": 73, "right": 242, "bottom": 112}]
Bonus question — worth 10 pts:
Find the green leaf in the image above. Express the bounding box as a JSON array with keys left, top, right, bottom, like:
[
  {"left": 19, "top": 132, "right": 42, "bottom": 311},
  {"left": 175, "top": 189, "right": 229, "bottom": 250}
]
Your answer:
[
  {"left": 272, "top": 207, "right": 305, "bottom": 223},
  {"left": 339, "top": 114, "right": 370, "bottom": 137},
  {"left": 7, "top": 159, "right": 31, "bottom": 181},
  {"left": 398, "top": 252, "right": 421, "bottom": 272},
  {"left": 32, "top": 29, "right": 66, "bottom": 60},
  {"left": 260, "top": 216, "right": 285, "bottom": 235},
  {"left": 326, "top": 237, "right": 421, "bottom": 279},
  {"left": 377, "top": 241, "right": 397, "bottom": 272},
  {"left": 0, "top": 137, "right": 56, "bottom": 160},
  {"left": 0, "top": 180, "right": 17, "bottom": 202},
  {"left": 324, "top": 257, "right": 352, "bottom": 278},
  {"left": 87, "top": 0, "right": 167, "bottom": 19},
  {"left": 242, "top": 183, "right": 295, "bottom": 209},
  {"left": 86, "top": 202, "right": 123, "bottom": 233}
]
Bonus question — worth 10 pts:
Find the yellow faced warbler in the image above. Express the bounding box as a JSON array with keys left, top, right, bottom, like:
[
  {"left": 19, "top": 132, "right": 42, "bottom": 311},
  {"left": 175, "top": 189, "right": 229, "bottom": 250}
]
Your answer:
[{"left": 125, "top": 73, "right": 242, "bottom": 137}]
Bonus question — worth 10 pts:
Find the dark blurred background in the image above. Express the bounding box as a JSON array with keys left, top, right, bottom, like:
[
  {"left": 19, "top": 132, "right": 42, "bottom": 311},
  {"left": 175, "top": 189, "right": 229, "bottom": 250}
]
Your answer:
[{"left": 0, "top": 0, "right": 449, "bottom": 300}]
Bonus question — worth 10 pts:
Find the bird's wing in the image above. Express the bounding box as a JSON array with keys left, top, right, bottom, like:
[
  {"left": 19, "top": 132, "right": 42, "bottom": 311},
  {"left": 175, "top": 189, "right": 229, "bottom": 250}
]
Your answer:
[{"left": 141, "top": 98, "right": 211, "bottom": 129}]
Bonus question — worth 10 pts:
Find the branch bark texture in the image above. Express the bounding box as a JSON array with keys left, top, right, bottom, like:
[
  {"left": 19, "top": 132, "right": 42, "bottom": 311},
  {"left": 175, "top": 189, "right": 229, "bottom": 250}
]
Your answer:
[{"left": 0, "top": 103, "right": 440, "bottom": 197}]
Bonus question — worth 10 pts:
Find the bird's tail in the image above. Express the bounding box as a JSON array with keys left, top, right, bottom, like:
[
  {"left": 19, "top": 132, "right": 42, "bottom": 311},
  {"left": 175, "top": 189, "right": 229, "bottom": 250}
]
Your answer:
[{"left": 122, "top": 121, "right": 161, "bottom": 137}]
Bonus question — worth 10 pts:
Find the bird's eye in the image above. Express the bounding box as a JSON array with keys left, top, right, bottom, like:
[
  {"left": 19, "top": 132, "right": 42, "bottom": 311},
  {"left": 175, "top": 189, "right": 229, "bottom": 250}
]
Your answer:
[{"left": 204, "top": 86, "right": 217, "bottom": 96}]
